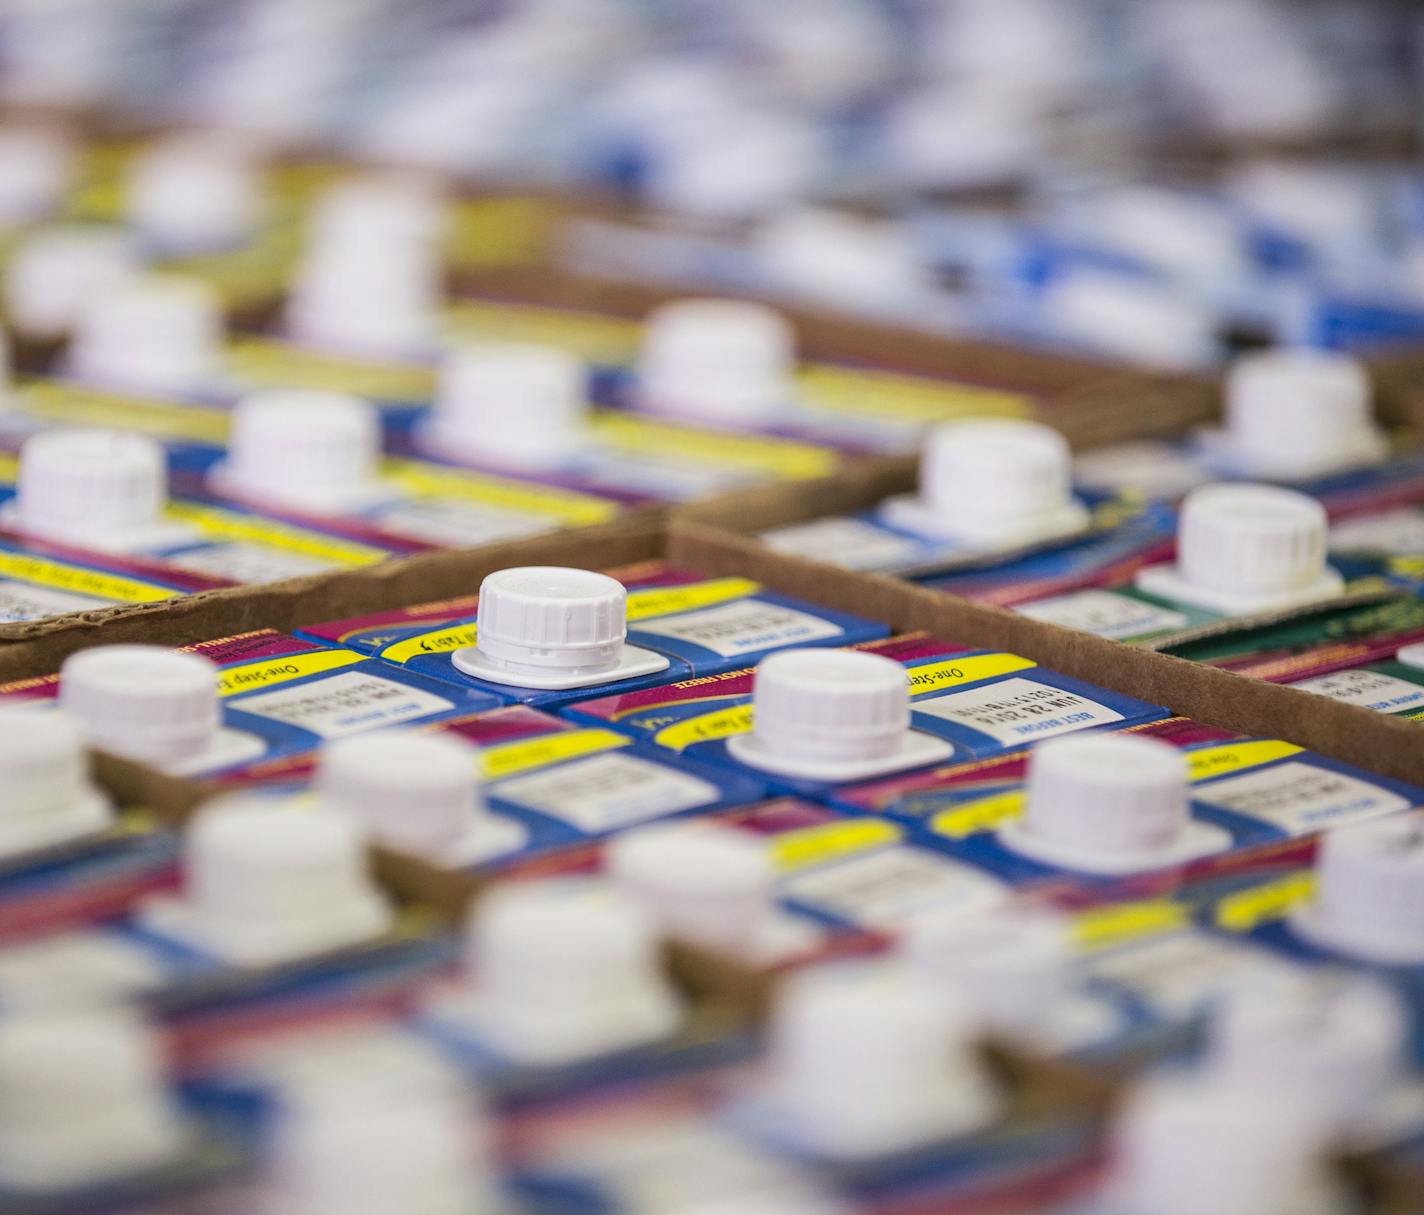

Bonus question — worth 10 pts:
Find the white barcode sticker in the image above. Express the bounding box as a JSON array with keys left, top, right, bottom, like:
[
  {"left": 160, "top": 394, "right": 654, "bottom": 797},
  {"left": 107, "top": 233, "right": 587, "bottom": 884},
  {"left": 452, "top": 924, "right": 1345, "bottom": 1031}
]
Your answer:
[
  {"left": 1330, "top": 507, "right": 1424, "bottom": 555},
  {"left": 494, "top": 751, "right": 720, "bottom": 831},
  {"left": 1016, "top": 589, "right": 1190, "bottom": 640},
  {"left": 234, "top": 670, "right": 455, "bottom": 738},
  {"left": 1195, "top": 761, "right": 1410, "bottom": 834},
  {"left": 780, "top": 846, "right": 1007, "bottom": 931},
  {"left": 0, "top": 580, "right": 107, "bottom": 621},
  {"left": 373, "top": 500, "right": 555, "bottom": 547},
  {"left": 1289, "top": 668, "right": 1424, "bottom": 714},
  {"left": 164, "top": 542, "right": 337, "bottom": 584},
  {"left": 634, "top": 599, "right": 842, "bottom": 658},
  {"left": 762, "top": 517, "right": 926, "bottom": 572},
  {"left": 914, "top": 676, "right": 1124, "bottom": 745}
]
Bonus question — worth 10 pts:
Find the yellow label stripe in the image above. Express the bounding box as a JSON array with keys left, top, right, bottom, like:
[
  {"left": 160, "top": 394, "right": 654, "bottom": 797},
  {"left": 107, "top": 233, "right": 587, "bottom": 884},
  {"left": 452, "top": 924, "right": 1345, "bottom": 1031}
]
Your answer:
[
  {"left": 164, "top": 503, "right": 386, "bottom": 567},
  {"left": 908, "top": 653, "right": 1036, "bottom": 695},
  {"left": 1186, "top": 740, "right": 1303, "bottom": 782},
  {"left": 219, "top": 648, "right": 365, "bottom": 696},
  {"left": 1072, "top": 900, "right": 1189, "bottom": 951},
  {"left": 382, "top": 460, "right": 619, "bottom": 527},
  {"left": 772, "top": 819, "right": 903, "bottom": 872},
  {"left": 0, "top": 553, "right": 176, "bottom": 604},
  {"left": 478, "top": 728, "right": 630, "bottom": 779},
  {"left": 1214, "top": 873, "right": 1317, "bottom": 932},
  {"left": 382, "top": 624, "right": 479, "bottom": 666},
  {"left": 625, "top": 577, "right": 760, "bottom": 622}
]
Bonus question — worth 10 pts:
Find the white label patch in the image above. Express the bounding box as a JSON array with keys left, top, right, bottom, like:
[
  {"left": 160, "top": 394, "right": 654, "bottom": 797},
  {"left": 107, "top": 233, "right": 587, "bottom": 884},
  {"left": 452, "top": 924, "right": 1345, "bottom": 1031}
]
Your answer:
[
  {"left": 163, "top": 542, "right": 337, "bottom": 584},
  {"left": 1330, "top": 508, "right": 1424, "bottom": 556},
  {"left": 914, "top": 676, "right": 1125, "bottom": 745},
  {"left": 373, "top": 500, "right": 554, "bottom": 547},
  {"left": 1194, "top": 760, "right": 1411, "bottom": 834},
  {"left": 633, "top": 599, "right": 843, "bottom": 658},
  {"left": 233, "top": 670, "right": 455, "bottom": 738},
  {"left": 780, "top": 846, "right": 1007, "bottom": 931},
  {"left": 1016, "top": 589, "right": 1190, "bottom": 641},
  {"left": 1087, "top": 929, "right": 1304, "bottom": 1019},
  {"left": 761, "top": 517, "right": 927, "bottom": 572},
  {"left": 0, "top": 931, "right": 167, "bottom": 1009},
  {"left": 494, "top": 751, "right": 720, "bottom": 832},
  {"left": 0, "top": 580, "right": 106, "bottom": 621},
  {"left": 1289, "top": 668, "right": 1424, "bottom": 715}
]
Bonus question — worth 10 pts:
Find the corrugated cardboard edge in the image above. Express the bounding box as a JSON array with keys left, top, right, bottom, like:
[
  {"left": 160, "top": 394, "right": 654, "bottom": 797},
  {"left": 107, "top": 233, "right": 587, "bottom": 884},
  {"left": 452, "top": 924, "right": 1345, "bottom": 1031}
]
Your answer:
[
  {"left": 0, "top": 514, "right": 668, "bottom": 681},
  {"left": 666, "top": 519, "right": 1424, "bottom": 789}
]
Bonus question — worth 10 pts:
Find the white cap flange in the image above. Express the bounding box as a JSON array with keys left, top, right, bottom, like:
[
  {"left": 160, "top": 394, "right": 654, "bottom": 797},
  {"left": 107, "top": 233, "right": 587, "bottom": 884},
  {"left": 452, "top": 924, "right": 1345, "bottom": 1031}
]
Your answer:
[
  {"left": 742, "top": 961, "right": 1000, "bottom": 1160},
  {"left": 4, "top": 226, "right": 137, "bottom": 340},
  {"left": 451, "top": 566, "right": 668, "bottom": 691},
  {"left": 7, "top": 429, "right": 197, "bottom": 554},
  {"left": 0, "top": 1007, "right": 185, "bottom": 1191},
  {"left": 209, "top": 389, "right": 392, "bottom": 514},
  {"left": 140, "top": 795, "right": 393, "bottom": 967},
  {"left": 432, "top": 877, "right": 682, "bottom": 1067},
  {"left": 1135, "top": 483, "right": 1345, "bottom": 616},
  {"left": 879, "top": 418, "right": 1090, "bottom": 549},
  {"left": 422, "top": 342, "right": 589, "bottom": 470},
  {"left": 1291, "top": 815, "right": 1424, "bottom": 964},
  {"left": 636, "top": 299, "right": 796, "bottom": 425},
  {"left": 0, "top": 707, "right": 112, "bottom": 857},
  {"left": 999, "top": 732, "right": 1231, "bottom": 874},
  {"left": 1203, "top": 348, "right": 1385, "bottom": 481},
  {"left": 67, "top": 275, "right": 224, "bottom": 397},
  {"left": 727, "top": 649, "right": 954, "bottom": 781},
  {"left": 316, "top": 729, "right": 525, "bottom": 865}
]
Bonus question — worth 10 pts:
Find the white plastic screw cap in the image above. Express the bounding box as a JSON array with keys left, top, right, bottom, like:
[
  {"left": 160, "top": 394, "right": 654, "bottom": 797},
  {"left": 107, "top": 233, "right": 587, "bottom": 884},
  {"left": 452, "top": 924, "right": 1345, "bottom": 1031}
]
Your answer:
[
  {"left": 1292, "top": 815, "right": 1424, "bottom": 964},
  {"left": 462, "top": 877, "right": 681, "bottom": 1065},
  {"left": 126, "top": 133, "right": 262, "bottom": 254},
  {"left": 606, "top": 820, "right": 777, "bottom": 954},
  {"left": 637, "top": 298, "right": 796, "bottom": 423},
  {"left": 0, "top": 707, "right": 112, "bottom": 853},
  {"left": 4, "top": 226, "right": 137, "bottom": 339},
  {"left": 759, "top": 961, "right": 999, "bottom": 1159},
  {"left": 1208, "top": 973, "right": 1407, "bottom": 1134},
  {"left": 262, "top": 1089, "right": 493, "bottom": 1215},
  {"left": 748, "top": 648, "right": 920, "bottom": 777},
  {"left": 475, "top": 566, "right": 627, "bottom": 677},
  {"left": 1223, "top": 348, "right": 1381, "bottom": 476},
  {"left": 0, "top": 1007, "right": 184, "bottom": 1190},
  {"left": 284, "top": 238, "right": 439, "bottom": 357},
  {"left": 67, "top": 275, "right": 224, "bottom": 396},
  {"left": 219, "top": 390, "right": 384, "bottom": 512},
  {"left": 305, "top": 174, "right": 446, "bottom": 252},
  {"left": 59, "top": 645, "right": 220, "bottom": 766},
  {"left": 1178, "top": 483, "right": 1332, "bottom": 597},
  {"left": 430, "top": 342, "right": 588, "bottom": 468},
  {"left": 888, "top": 418, "right": 1087, "bottom": 545},
  {"left": 0, "top": 126, "right": 74, "bottom": 224},
  {"left": 1106, "top": 1072, "right": 1339, "bottom": 1215},
  {"left": 754, "top": 207, "right": 926, "bottom": 309},
  {"left": 153, "top": 795, "right": 392, "bottom": 966},
  {"left": 317, "top": 730, "right": 485, "bottom": 859},
  {"left": 901, "top": 904, "right": 1072, "bottom": 1034},
  {"left": 14, "top": 428, "right": 170, "bottom": 550},
  {"left": 1039, "top": 270, "right": 1220, "bottom": 371},
  {"left": 999, "top": 732, "right": 1230, "bottom": 873}
]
